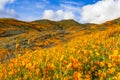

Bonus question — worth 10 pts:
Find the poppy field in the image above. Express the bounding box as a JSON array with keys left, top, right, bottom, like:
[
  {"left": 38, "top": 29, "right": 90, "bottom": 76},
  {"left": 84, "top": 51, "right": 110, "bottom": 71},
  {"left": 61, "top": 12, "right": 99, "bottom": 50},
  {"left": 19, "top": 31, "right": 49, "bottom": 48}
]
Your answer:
[{"left": 0, "top": 22, "right": 120, "bottom": 80}]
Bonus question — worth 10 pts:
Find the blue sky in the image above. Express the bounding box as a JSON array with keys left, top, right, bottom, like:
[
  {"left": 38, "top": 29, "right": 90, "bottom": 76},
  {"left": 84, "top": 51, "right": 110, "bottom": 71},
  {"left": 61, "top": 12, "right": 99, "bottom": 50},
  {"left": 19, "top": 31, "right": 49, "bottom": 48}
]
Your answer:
[{"left": 0, "top": 0, "right": 120, "bottom": 24}]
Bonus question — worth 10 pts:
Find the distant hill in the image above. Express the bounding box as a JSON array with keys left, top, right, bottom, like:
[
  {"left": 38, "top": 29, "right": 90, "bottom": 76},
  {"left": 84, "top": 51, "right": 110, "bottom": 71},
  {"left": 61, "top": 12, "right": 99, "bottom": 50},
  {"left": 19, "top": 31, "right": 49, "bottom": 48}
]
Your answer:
[
  {"left": 31, "top": 19, "right": 86, "bottom": 31},
  {"left": 58, "top": 19, "right": 81, "bottom": 27},
  {"left": 31, "top": 19, "right": 81, "bottom": 27},
  {"left": 0, "top": 18, "right": 34, "bottom": 37},
  {"left": 31, "top": 19, "right": 57, "bottom": 25},
  {"left": 31, "top": 19, "right": 61, "bottom": 31},
  {"left": 89, "top": 18, "right": 120, "bottom": 31}
]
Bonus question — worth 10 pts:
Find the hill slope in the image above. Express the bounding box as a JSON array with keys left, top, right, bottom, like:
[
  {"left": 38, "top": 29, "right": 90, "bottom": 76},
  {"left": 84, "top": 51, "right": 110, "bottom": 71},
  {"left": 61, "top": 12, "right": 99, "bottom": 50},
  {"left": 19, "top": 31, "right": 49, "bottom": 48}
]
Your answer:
[
  {"left": 0, "top": 18, "right": 120, "bottom": 63},
  {"left": 0, "top": 18, "right": 120, "bottom": 79},
  {"left": 31, "top": 19, "right": 84, "bottom": 31},
  {"left": 0, "top": 18, "right": 91, "bottom": 63},
  {"left": 0, "top": 18, "right": 33, "bottom": 37}
]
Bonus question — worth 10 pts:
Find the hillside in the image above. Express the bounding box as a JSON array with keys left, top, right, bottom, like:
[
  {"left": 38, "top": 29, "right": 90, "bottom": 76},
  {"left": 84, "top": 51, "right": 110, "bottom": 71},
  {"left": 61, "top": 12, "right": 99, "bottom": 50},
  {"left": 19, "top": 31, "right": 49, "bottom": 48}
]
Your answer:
[
  {"left": 0, "top": 18, "right": 92, "bottom": 63},
  {"left": 31, "top": 19, "right": 84, "bottom": 31},
  {"left": 0, "top": 18, "right": 32, "bottom": 37},
  {"left": 0, "top": 18, "right": 120, "bottom": 79}
]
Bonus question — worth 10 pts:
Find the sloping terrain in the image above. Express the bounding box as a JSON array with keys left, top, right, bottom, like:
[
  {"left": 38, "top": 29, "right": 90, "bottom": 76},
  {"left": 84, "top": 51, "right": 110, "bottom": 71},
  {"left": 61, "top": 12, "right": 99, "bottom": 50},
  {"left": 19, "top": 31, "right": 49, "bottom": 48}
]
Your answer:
[
  {"left": 0, "top": 19, "right": 30, "bottom": 37},
  {"left": 0, "top": 18, "right": 120, "bottom": 79},
  {"left": 31, "top": 19, "right": 85, "bottom": 31},
  {"left": 0, "top": 18, "right": 120, "bottom": 63},
  {"left": 0, "top": 18, "right": 94, "bottom": 63}
]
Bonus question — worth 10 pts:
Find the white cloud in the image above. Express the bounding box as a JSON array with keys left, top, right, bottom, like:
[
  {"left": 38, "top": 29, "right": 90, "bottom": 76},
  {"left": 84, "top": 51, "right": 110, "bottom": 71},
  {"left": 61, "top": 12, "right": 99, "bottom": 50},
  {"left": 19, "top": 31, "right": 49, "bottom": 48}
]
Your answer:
[
  {"left": 0, "top": 0, "right": 18, "bottom": 18},
  {"left": 63, "top": 11, "right": 75, "bottom": 19},
  {"left": 80, "top": 0, "right": 120, "bottom": 24},
  {"left": 56, "top": 10, "right": 75, "bottom": 20},
  {"left": 42, "top": 10, "right": 75, "bottom": 20},
  {"left": 0, "top": 9, "right": 18, "bottom": 18},
  {"left": 42, "top": 10, "right": 55, "bottom": 20},
  {"left": 0, "top": 0, "right": 15, "bottom": 10},
  {"left": 56, "top": 10, "right": 64, "bottom": 20}
]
